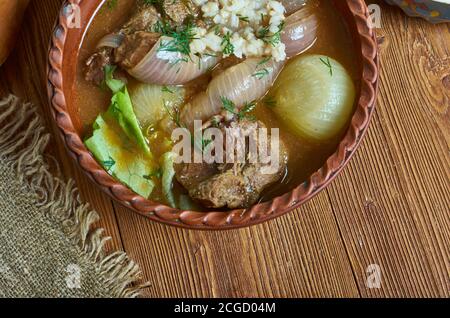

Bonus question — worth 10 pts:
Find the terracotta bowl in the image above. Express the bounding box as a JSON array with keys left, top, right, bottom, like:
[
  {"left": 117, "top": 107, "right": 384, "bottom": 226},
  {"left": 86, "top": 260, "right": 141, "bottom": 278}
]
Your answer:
[{"left": 47, "top": 0, "right": 379, "bottom": 230}]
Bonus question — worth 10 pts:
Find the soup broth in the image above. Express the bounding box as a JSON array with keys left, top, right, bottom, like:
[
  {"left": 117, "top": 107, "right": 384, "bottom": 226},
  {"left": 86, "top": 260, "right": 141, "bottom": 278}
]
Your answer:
[{"left": 75, "top": 0, "right": 359, "bottom": 209}]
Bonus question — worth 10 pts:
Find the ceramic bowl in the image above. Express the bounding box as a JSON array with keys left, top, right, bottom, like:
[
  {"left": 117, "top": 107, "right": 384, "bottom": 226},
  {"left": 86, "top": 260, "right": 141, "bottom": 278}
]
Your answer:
[
  {"left": 386, "top": 0, "right": 450, "bottom": 23},
  {"left": 47, "top": 0, "right": 379, "bottom": 230}
]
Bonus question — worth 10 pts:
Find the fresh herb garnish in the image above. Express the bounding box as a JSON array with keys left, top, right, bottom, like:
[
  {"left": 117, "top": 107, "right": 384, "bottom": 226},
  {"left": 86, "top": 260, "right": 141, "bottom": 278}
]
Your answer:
[
  {"left": 221, "top": 97, "right": 256, "bottom": 121},
  {"left": 102, "top": 157, "right": 116, "bottom": 172},
  {"left": 237, "top": 14, "right": 250, "bottom": 23},
  {"left": 257, "top": 57, "right": 271, "bottom": 66},
  {"left": 155, "top": 21, "right": 197, "bottom": 57},
  {"left": 221, "top": 32, "right": 234, "bottom": 55},
  {"left": 257, "top": 22, "right": 285, "bottom": 47},
  {"left": 320, "top": 57, "right": 333, "bottom": 76},
  {"left": 162, "top": 86, "right": 174, "bottom": 94},
  {"left": 163, "top": 100, "right": 183, "bottom": 128},
  {"left": 252, "top": 68, "right": 270, "bottom": 79}
]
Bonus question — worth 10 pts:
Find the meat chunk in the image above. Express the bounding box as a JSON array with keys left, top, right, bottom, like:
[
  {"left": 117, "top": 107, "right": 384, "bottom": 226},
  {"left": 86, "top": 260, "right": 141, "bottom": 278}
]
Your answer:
[
  {"left": 175, "top": 120, "right": 288, "bottom": 209},
  {"left": 121, "top": 4, "right": 161, "bottom": 34},
  {"left": 114, "top": 31, "right": 160, "bottom": 69},
  {"left": 84, "top": 47, "right": 113, "bottom": 86},
  {"left": 175, "top": 162, "right": 219, "bottom": 190},
  {"left": 84, "top": 4, "right": 161, "bottom": 85},
  {"left": 163, "top": 0, "right": 198, "bottom": 25}
]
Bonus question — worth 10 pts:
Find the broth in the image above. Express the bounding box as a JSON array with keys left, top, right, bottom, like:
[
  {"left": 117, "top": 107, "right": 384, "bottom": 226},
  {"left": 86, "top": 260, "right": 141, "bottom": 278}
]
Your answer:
[{"left": 75, "top": 0, "right": 359, "bottom": 207}]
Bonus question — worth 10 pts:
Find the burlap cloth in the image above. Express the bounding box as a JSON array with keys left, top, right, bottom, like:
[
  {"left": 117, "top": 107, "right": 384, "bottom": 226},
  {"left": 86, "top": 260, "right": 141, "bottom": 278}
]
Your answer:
[{"left": 0, "top": 95, "right": 147, "bottom": 297}]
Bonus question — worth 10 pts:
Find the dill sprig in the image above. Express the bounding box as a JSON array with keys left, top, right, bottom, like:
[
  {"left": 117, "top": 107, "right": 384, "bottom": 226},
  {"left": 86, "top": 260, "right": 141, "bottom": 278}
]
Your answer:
[
  {"left": 221, "top": 32, "right": 234, "bottom": 55},
  {"left": 221, "top": 97, "right": 256, "bottom": 121},
  {"left": 253, "top": 68, "right": 270, "bottom": 79},
  {"left": 163, "top": 100, "right": 183, "bottom": 128},
  {"left": 154, "top": 20, "right": 197, "bottom": 57},
  {"left": 320, "top": 57, "right": 334, "bottom": 76},
  {"left": 257, "top": 22, "right": 285, "bottom": 47}
]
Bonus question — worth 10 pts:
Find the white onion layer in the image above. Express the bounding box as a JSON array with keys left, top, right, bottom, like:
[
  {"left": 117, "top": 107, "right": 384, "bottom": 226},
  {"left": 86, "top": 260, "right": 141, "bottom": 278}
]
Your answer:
[
  {"left": 127, "top": 36, "right": 220, "bottom": 85},
  {"left": 282, "top": 6, "right": 319, "bottom": 58},
  {"left": 181, "top": 58, "right": 283, "bottom": 129},
  {"left": 96, "top": 33, "right": 125, "bottom": 49},
  {"left": 280, "top": 0, "right": 306, "bottom": 14},
  {"left": 179, "top": 6, "right": 319, "bottom": 129}
]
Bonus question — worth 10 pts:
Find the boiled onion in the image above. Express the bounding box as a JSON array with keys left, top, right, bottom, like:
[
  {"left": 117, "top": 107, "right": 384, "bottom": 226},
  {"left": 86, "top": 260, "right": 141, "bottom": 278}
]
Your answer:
[
  {"left": 127, "top": 36, "right": 220, "bottom": 85},
  {"left": 96, "top": 33, "right": 125, "bottom": 49},
  {"left": 270, "top": 55, "right": 356, "bottom": 141},
  {"left": 180, "top": 58, "right": 283, "bottom": 130},
  {"left": 129, "top": 83, "right": 185, "bottom": 128},
  {"left": 282, "top": 5, "right": 319, "bottom": 58}
]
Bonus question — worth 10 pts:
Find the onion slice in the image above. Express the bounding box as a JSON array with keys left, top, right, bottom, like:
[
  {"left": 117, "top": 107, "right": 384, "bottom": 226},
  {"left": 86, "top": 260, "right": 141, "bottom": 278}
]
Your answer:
[
  {"left": 96, "top": 33, "right": 125, "bottom": 49},
  {"left": 179, "top": 6, "right": 319, "bottom": 129},
  {"left": 127, "top": 36, "right": 220, "bottom": 85},
  {"left": 280, "top": 0, "right": 307, "bottom": 14},
  {"left": 282, "top": 6, "right": 319, "bottom": 58},
  {"left": 181, "top": 58, "right": 283, "bottom": 130}
]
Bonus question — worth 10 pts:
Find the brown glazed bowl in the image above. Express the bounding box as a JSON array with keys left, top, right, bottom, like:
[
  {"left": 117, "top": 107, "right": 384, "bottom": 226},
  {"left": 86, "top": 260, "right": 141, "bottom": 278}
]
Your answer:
[{"left": 47, "top": 0, "right": 379, "bottom": 230}]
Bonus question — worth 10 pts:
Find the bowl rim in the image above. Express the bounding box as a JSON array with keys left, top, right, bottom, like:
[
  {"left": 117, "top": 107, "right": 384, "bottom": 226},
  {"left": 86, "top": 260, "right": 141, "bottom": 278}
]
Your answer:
[{"left": 47, "top": 0, "right": 379, "bottom": 230}]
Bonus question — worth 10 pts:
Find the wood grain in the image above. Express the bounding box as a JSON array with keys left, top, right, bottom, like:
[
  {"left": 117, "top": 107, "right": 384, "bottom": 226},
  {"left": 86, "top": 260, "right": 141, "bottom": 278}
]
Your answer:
[{"left": 0, "top": 0, "right": 448, "bottom": 297}]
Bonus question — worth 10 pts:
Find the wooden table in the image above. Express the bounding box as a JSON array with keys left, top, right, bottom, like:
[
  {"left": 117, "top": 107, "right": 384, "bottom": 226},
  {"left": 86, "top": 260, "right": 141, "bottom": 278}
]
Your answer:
[{"left": 0, "top": 0, "right": 448, "bottom": 298}]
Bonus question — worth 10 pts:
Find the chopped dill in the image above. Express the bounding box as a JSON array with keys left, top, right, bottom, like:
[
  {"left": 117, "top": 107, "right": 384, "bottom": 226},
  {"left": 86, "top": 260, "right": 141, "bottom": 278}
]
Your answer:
[
  {"left": 221, "top": 97, "right": 256, "bottom": 121},
  {"left": 221, "top": 32, "right": 234, "bottom": 55},
  {"left": 257, "top": 56, "right": 271, "bottom": 66},
  {"left": 252, "top": 68, "right": 270, "bottom": 79},
  {"left": 101, "top": 157, "right": 116, "bottom": 172},
  {"left": 257, "top": 22, "right": 285, "bottom": 47},
  {"left": 155, "top": 21, "right": 197, "bottom": 57},
  {"left": 320, "top": 57, "right": 333, "bottom": 76},
  {"left": 162, "top": 86, "right": 174, "bottom": 94},
  {"left": 163, "top": 100, "right": 183, "bottom": 128}
]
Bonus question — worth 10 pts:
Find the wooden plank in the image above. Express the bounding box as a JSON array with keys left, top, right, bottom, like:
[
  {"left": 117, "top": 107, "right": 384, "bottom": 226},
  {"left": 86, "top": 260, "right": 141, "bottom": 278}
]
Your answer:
[
  {"left": 0, "top": 0, "right": 124, "bottom": 253},
  {"left": 1, "top": 0, "right": 447, "bottom": 298},
  {"left": 326, "top": 1, "right": 450, "bottom": 297},
  {"left": 113, "top": 194, "right": 360, "bottom": 298}
]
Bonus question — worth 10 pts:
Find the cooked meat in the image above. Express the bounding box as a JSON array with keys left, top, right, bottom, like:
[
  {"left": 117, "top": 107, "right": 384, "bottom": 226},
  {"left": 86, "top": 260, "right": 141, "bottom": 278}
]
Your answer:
[
  {"left": 163, "top": 0, "right": 198, "bottom": 25},
  {"left": 175, "top": 161, "right": 219, "bottom": 190},
  {"left": 84, "top": 4, "right": 160, "bottom": 85},
  {"left": 84, "top": 47, "right": 113, "bottom": 85},
  {"left": 175, "top": 120, "right": 288, "bottom": 209},
  {"left": 121, "top": 4, "right": 161, "bottom": 34},
  {"left": 114, "top": 31, "right": 160, "bottom": 69}
]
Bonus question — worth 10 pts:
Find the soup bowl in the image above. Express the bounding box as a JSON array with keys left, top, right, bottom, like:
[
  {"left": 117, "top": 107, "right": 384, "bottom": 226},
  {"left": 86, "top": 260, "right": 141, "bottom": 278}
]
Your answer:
[{"left": 47, "top": 0, "right": 379, "bottom": 230}]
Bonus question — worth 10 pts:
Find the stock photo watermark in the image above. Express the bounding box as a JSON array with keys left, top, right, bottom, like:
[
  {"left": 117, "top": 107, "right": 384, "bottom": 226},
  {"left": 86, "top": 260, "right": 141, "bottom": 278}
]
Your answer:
[
  {"left": 64, "top": 3, "right": 383, "bottom": 30},
  {"left": 366, "top": 264, "right": 382, "bottom": 289},
  {"left": 65, "top": 263, "right": 82, "bottom": 289}
]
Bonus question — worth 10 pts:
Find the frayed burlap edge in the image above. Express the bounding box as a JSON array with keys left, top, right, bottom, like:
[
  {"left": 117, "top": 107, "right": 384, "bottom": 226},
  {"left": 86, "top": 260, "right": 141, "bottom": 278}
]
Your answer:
[{"left": 0, "top": 95, "right": 149, "bottom": 298}]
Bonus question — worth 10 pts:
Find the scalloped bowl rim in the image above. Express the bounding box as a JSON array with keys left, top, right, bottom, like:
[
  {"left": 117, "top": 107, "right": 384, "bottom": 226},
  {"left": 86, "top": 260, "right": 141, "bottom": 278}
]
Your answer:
[{"left": 47, "top": 0, "right": 379, "bottom": 230}]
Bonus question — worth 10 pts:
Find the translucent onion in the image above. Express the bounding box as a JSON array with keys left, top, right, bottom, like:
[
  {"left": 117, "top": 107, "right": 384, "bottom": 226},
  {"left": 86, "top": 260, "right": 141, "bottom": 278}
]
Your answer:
[
  {"left": 96, "top": 33, "right": 125, "bottom": 49},
  {"left": 181, "top": 58, "right": 283, "bottom": 130},
  {"left": 282, "top": 5, "right": 319, "bottom": 58},
  {"left": 127, "top": 36, "right": 220, "bottom": 85},
  {"left": 271, "top": 55, "right": 356, "bottom": 141},
  {"left": 179, "top": 6, "right": 319, "bottom": 129},
  {"left": 129, "top": 83, "right": 185, "bottom": 128},
  {"left": 280, "top": 0, "right": 306, "bottom": 14}
]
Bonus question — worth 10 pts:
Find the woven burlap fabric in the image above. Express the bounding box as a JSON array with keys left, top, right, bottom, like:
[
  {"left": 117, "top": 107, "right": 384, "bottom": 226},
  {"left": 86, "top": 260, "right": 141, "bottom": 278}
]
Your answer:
[{"left": 0, "top": 95, "right": 146, "bottom": 298}]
